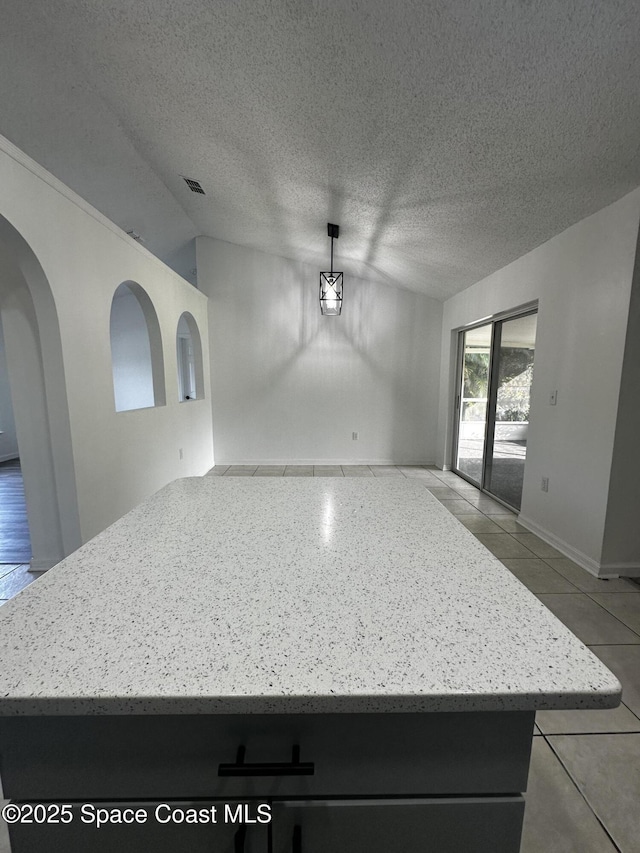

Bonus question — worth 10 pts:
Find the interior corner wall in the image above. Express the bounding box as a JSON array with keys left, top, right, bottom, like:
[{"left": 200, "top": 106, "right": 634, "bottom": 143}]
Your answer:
[
  {"left": 0, "top": 320, "right": 19, "bottom": 461},
  {"left": 0, "top": 137, "right": 214, "bottom": 547},
  {"left": 196, "top": 237, "right": 442, "bottom": 465},
  {"left": 601, "top": 226, "right": 640, "bottom": 571},
  {"left": 436, "top": 188, "right": 640, "bottom": 571}
]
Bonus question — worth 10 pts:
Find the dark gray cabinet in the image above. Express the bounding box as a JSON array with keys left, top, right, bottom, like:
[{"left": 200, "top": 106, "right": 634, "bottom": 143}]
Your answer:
[
  {"left": 0, "top": 710, "right": 533, "bottom": 852},
  {"left": 7, "top": 802, "right": 266, "bottom": 853},
  {"left": 271, "top": 798, "right": 525, "bottom": 853}
]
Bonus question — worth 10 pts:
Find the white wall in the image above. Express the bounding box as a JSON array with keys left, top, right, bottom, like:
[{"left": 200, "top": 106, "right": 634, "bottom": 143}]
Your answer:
[
  {"left": 197, "top": 237, "right": 442, "bottom": 465},
  {"left": 436, "top": 189, "right": 640, "bottom": 573},
  {"left": 0, "top": 135, "right": 214, "bottom": 556},
  {"left": 601, "top": 241, "right": 640, "bottom": 570},
  {"left": 0, "top": 320, "right": 18, "bottom": 461}
]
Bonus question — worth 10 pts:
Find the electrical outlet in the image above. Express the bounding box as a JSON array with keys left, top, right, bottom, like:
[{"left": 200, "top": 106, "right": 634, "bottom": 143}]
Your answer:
[
  {"left": 179, "top": 448, "right": 183, "bottom": 460},
  {"left": 352, "top": 432, "right": 359, "bottom": 441},
  {"left": 541, "top": 477, "right": 549, "bottom": 492},
  {"left": 549, "top": 390, "right": 558, "bottom": 405}
]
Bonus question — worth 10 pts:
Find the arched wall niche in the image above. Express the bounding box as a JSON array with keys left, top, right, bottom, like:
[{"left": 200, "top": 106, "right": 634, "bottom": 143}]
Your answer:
[
  {"left": 109, "top": 281, "right": 166, "bottom": 412},
  {"left": 176, "top": 311, "right": 204, "bottom": 402},
  {"left": 0, "top": 214, "right": 81, "bottom": 569}
]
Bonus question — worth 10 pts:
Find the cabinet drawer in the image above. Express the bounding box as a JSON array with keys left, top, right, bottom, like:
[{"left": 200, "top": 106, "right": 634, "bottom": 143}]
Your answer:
[
  {"left": 7, "top": 801, "right": 268, "bottom": 853},
  {"left": 0, "top": 711, "right": 533, "bottom": 800},
  {"left": 271, "top": 797, "right": 525, "bottom": 853}
]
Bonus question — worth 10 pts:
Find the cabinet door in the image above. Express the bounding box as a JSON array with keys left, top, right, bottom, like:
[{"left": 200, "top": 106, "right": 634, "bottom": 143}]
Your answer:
[
  {"left": 271, "top": 797, "right": 524, "bottom": 853},
  {"left": 7, "top": 801, "right": 268, "bottom": 853}
]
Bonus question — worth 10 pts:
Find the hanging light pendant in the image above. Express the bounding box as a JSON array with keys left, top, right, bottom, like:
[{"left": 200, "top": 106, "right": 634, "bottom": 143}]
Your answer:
[{"left": 319, "top": 223, "right": 343, "bottom": 315}]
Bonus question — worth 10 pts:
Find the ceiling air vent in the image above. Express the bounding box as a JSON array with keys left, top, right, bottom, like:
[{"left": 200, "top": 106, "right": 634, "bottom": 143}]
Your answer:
[{"left": 183, "top": 177, "right": 205, "bottom": 194}]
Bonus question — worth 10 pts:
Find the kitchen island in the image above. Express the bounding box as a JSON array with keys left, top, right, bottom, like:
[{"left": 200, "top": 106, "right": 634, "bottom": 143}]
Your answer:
[{"left": 0, "top": 477, "right": 621, "bottom": 852}]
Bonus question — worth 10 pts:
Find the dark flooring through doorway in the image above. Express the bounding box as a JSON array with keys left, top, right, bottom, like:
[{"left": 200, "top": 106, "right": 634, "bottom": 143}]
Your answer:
[{"left": 0, "top": 458, "right": 32, "bottom": 564}]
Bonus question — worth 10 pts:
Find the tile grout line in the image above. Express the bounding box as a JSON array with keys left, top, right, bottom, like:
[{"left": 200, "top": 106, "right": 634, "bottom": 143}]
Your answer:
[
  {"left": 539, "top": 729, "right": 640, "bottom": 736},
  {"left": 538, "top": 555, "right": 640, "bottom": 594},
  {"left": 622, "top": 701, "right": 640, "bottom": 725},
  {"left": 468, "top": 506, "right": 640, "bottom": 651},
  {"left": 559, "top": 591, "right": 640, "bottom": 643},
  {"left": 527, "top": 587, "right": 640, "bottom": 644},
  {"left": 542, "top": 734, "right": 625, "bottom": 853}
]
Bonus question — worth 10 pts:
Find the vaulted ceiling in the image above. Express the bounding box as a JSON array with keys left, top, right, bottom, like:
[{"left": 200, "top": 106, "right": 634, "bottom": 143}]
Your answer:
[{"left": 2, "top": 0, "right": 640, "bottom": 299}]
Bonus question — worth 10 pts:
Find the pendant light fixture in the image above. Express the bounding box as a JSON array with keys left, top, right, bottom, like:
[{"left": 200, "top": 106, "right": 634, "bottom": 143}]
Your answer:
[{"left": 319, "top": 223, "right": 343, "bottom": 315}]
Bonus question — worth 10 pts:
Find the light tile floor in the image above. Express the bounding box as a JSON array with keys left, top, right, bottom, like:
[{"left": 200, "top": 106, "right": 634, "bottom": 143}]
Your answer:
[{"left": 1, "top": 465, "right": 638, "bottom": 852}]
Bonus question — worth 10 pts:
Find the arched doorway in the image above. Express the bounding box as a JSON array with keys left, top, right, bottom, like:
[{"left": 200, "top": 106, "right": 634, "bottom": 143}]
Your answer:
[{"left": 0, "top": 215, "right": 80, "bottom": 571}]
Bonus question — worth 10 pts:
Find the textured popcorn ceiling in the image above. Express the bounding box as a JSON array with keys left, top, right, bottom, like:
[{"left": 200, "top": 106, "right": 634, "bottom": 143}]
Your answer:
[{"left": 2, "top": 0, "right": 640, "bottom": 298}]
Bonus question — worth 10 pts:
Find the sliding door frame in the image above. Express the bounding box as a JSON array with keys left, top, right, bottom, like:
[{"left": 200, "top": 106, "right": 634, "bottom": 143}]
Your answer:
[
  {"left": 451, "top": 323, "right": 493, "bottom": 488},
  {"left": 482, "top": 319, "right": 502, "bottom": 493},
  {"left": 451, "top": 301, "right": 538, "bottom": 508}
]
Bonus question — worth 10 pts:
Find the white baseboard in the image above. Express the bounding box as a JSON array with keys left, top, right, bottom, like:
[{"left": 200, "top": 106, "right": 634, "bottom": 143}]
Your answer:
[
  {"left": 599, "top": 562, "right": 640, "bottom": 578},
  {"left": 213, "top": 460, "right": 437, "bottom": 467},
  {"left": 29, "top": 558, "right": 58, "bottom": 572},
  {"left": 516, "top": 514, "right": 640, "bottom": 579}
]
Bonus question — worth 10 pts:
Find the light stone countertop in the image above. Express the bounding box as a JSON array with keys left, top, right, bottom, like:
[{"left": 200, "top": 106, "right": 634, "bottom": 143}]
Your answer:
[{"left": 0, "top": 477, "right": 621, "bottom": 715}]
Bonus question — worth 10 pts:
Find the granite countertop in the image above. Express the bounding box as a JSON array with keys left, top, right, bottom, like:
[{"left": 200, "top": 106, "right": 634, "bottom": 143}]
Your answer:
[{"left": 0, "top": 477, "right": 621, "bottom": 715}]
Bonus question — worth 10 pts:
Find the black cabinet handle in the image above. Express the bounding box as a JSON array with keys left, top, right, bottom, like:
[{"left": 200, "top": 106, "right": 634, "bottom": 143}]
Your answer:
[
  {"left": 292, "top": 824, "right": 302, "bottom": 853},
  {"left": 234, "top": 826, "right": 246, "bottom": 852},
  {"left": 218, "top": 744, "right": 314, "bottom": 777}
]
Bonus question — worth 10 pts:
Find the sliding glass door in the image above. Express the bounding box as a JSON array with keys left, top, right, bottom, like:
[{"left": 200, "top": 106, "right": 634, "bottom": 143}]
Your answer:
[
  {"left": 453, "top": 309, "right": 537, "bottom": 510},
  {"left": 454, "top": 323, "right": 492, "bottom": 486}
]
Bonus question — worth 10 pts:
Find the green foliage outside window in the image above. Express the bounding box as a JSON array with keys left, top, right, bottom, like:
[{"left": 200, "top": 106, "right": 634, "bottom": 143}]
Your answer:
[
  {"left": 463, "top": 352, "right": 490, "bottom": 399},
  {"left": 462, "top": 347, "right": 534, "bottom": 423}
]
